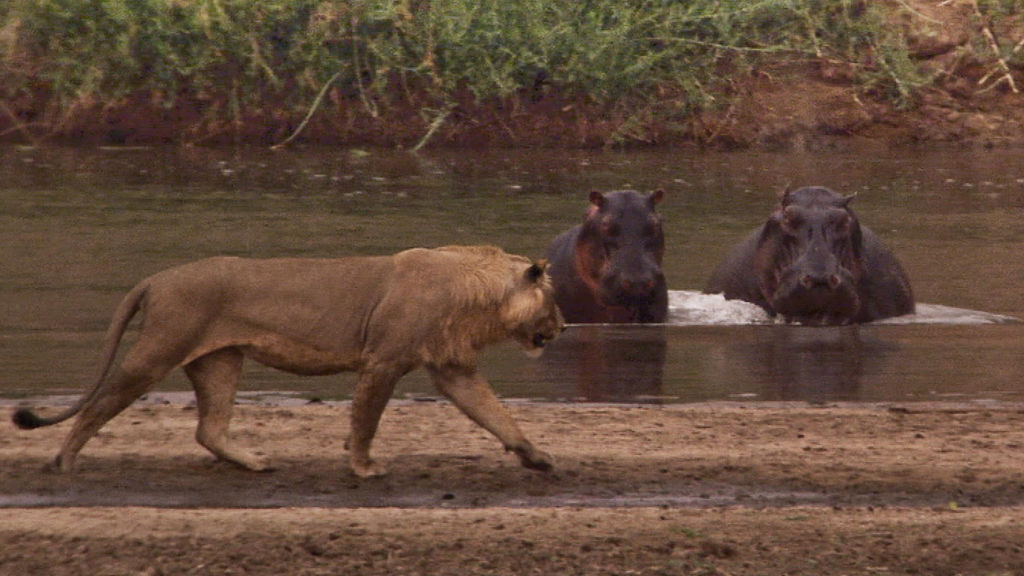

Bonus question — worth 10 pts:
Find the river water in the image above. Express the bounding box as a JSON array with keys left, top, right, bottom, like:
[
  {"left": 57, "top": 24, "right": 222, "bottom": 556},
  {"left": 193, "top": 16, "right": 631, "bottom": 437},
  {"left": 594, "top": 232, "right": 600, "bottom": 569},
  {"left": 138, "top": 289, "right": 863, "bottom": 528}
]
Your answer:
[{"left": 0, "top": 145, "right": 1020, "bottom": 404}]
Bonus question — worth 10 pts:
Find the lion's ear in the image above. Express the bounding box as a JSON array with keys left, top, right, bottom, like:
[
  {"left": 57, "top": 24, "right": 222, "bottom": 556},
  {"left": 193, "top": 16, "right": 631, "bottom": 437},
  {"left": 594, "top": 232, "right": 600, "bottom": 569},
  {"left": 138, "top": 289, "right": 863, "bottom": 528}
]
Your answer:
[{"left": 526, "top": 259, "right": 548, "bottom": 283}]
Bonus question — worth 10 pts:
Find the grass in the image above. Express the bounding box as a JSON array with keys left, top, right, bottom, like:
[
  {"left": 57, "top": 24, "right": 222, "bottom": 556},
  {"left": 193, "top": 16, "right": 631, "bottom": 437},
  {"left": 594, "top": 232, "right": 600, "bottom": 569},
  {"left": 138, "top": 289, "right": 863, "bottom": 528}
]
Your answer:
[{"left": 0, "top": 0, "right": 1015, "bottom": 146}]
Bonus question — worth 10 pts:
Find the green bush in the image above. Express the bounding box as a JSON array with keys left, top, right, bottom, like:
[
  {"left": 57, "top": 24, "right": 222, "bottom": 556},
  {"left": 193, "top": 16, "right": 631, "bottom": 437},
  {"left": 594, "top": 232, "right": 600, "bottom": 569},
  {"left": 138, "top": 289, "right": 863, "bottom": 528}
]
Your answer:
[{"left": 0, "top": 0, "right": 948, "bottom": 143}]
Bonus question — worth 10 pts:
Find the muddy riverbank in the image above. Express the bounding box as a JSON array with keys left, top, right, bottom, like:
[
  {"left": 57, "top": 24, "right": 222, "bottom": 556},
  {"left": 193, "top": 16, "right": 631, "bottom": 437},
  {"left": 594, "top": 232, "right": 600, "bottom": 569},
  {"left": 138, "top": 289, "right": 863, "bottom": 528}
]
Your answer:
[{"left": 4, "top": 400, "right": 1024, "bottom": 574}]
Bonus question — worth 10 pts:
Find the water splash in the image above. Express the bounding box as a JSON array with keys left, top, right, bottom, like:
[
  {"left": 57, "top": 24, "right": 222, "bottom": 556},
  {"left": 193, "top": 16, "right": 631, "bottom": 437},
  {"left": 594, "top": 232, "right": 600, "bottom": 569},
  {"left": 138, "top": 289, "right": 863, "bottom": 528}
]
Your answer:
[
  {"left": 667, "top": 291, "right": 770, "bottom": 325},
  {"left": 668, "top": 290, "right": 1018, "bottom": 326}
]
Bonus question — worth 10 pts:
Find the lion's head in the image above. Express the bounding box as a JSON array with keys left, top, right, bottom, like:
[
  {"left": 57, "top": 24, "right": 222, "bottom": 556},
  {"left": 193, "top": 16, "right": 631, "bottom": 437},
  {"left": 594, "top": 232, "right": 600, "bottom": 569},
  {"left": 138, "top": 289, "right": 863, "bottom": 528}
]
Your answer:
[
  {"left": 415, "top": 246, "right": 564, "bottom": 365},
  {"left": 502, "top": 259, "right": 565, "bottom": 358}
]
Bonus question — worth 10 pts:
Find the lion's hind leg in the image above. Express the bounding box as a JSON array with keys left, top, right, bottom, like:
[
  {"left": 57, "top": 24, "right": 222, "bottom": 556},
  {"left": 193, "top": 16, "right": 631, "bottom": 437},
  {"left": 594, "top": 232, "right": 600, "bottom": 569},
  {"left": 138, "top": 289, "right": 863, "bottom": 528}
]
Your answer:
[
  {"left": 56, "top": 357, "right": 175, "bottom": 472},
  {"left": 185, "top": 348, "right": 270, "bottom": 471}
]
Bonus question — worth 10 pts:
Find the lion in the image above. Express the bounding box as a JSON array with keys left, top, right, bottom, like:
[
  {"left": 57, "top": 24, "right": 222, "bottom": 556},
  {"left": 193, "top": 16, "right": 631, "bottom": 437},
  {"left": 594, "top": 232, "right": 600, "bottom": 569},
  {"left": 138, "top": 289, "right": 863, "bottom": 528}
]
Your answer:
[{"left": 12, "top": 245, "right": 564, "bottom": 478}]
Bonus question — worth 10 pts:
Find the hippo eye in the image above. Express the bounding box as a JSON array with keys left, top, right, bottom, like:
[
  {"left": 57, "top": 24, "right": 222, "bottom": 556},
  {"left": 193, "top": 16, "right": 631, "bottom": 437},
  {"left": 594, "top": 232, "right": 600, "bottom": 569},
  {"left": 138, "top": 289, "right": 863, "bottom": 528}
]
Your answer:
[
  {"left": 828, "top": 210, "right": 851, "bottom": 235},
  {"left": 781, "top": 207, "right": 803, "bottom": 236},
  {"left": 601, "top": 222, "right": 621, "bottom": 251},
  {"left": 644, "top": 220, "right": 661, "bottom": 237}
]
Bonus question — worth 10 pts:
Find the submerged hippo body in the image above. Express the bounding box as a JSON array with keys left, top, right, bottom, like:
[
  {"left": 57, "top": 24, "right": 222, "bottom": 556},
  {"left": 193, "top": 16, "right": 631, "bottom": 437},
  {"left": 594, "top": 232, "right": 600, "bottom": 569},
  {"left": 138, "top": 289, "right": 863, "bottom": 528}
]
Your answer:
[
  {"left": 705, "top": 186, "right": 914, "bottom": 325},
  {"left": 547, "top": 190, "right": 668, "bottom": 323}
]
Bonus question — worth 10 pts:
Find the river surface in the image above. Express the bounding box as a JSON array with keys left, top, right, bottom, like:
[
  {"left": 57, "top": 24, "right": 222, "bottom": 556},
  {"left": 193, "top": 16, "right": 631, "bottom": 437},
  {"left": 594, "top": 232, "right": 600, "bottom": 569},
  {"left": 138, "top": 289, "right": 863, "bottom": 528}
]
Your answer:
[{"left": 0, "top": 145, "right": 1020, "bottom": 404}]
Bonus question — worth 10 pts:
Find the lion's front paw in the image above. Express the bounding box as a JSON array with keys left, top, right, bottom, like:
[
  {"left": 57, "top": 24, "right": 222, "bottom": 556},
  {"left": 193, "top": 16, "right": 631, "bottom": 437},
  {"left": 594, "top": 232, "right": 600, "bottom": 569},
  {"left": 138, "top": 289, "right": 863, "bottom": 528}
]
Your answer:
[
  {"left": 215, "top": 450, "right": 272, "bottom": 472},
  {"left": 241, "top": 454, "right": 274, "bottom": 472},
  {"left": 514, "top": 444, "right": 554, "bottom": 472},
  {"left": 350, "top": 457, "right": 388, "bottom": 478},
  {"left": 48, "top": 454, "right": 73, "bottom": 474}
]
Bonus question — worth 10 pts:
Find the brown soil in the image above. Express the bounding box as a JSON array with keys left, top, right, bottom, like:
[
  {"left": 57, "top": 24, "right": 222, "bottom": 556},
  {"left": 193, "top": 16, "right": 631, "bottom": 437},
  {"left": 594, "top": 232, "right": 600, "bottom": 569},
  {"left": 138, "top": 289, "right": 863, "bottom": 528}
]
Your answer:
[{"left": 3, "top": 400, "right": 1024, "bottom": 575}]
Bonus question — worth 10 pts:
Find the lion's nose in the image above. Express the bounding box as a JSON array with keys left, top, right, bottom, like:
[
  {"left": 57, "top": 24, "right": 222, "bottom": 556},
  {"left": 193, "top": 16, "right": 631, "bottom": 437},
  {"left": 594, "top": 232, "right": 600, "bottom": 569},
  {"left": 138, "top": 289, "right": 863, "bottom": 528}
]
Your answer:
[{"left": 532, "top": 333, "right": 548, "bottom": 348}]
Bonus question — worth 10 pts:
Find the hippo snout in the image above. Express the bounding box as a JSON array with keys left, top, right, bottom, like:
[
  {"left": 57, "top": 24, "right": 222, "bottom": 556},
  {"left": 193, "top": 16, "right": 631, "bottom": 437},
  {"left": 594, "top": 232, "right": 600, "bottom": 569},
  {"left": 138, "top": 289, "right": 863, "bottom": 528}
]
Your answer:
[
  {"left": 604, "top": 268, "right": 664, "bottom": 304},
  {"left": 799, "top": 271, "right": 843, "bottom": 291},
  {"left": 619, "top": 276, "right": 659, "bottom": 297},
  {"left": 772, "top": 265, "right": 859, "bottom": 324}
]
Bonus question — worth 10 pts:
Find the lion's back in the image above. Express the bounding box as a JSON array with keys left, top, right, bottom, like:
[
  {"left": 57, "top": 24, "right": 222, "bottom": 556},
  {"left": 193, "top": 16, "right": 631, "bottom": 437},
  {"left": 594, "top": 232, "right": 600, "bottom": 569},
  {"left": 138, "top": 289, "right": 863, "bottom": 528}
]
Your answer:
[
  {"left": 387, "top": 245, "right": 529, "bottom": 307},
  {"left": 138, "top": 256, "right": 395, "bottom": 352}
]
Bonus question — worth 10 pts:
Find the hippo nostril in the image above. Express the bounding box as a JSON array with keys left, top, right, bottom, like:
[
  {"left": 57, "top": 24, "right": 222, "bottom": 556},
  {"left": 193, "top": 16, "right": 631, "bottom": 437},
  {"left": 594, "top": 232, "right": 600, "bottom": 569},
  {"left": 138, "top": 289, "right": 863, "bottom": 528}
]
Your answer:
[
  {"left": 801, "top": 274, "right": 838, "bottom": 290},
  {"left": 620, "top": 278, "right": 657, "bottom": 296}
]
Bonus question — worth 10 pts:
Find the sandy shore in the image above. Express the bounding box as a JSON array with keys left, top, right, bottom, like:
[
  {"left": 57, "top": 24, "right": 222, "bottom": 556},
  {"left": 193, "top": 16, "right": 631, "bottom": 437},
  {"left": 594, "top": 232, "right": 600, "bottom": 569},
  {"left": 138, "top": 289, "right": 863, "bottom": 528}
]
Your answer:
[{"left": 3, "top": 400, "right": 1023, "bottom": 574}]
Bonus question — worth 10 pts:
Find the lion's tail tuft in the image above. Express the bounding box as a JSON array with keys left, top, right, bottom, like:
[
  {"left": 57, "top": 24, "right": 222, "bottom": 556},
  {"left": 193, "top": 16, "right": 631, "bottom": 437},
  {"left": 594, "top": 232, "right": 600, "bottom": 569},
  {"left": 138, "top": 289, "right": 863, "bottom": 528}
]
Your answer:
[
  {"left": 12, "top": 408, "right": 48, "bottom": 430},
  {"left": 11, "top": 281, "right": 149, "bottom": 433}
]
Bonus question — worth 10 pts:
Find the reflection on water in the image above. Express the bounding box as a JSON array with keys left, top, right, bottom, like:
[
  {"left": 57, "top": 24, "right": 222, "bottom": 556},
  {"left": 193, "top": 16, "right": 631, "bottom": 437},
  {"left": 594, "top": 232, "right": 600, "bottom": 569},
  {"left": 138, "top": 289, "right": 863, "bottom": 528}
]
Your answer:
[
  {"left": 533, "top": 325, "right": 668, "bottom": 402},
  {"left": 512, "top": 293, "right": 1018, "bottom": 403},
  {"left": 693, "top": 325, "right": 887, "bottom": 403},
  {"left": 0, "top": 146, "right": 1021, "bottom": 404}
]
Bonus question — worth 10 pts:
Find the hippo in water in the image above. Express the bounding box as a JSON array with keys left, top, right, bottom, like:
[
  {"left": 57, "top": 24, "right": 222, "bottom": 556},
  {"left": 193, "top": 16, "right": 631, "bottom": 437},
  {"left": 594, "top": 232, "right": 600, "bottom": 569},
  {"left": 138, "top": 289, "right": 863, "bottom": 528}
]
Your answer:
[
  {"left": 705, "top": 186, "right": 914, "bottom": 325},
  {"left": 547, "top": 189, "right": 668, "bottom": 323}
]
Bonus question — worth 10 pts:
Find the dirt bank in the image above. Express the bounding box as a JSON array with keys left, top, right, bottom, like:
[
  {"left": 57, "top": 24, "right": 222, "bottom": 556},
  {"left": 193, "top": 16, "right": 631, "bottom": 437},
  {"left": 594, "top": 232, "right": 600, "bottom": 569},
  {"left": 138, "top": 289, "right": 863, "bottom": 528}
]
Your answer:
[{"left": 3, "top": 400, "right": 1024, "bottom": 575}]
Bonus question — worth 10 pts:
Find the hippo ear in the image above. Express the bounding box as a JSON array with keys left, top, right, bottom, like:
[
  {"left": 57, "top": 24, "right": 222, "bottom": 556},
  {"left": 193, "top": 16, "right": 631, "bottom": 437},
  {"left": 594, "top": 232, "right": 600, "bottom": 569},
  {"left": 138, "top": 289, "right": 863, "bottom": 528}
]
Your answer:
[
  {"left": 838, "top": 193, "right": 857, "bottom": 208},
  {"left": 777, "top": 182, "right": 794, "bottom": 205},
  {"left": 526, "top": 259, "right": 549, "bottom": 283},
  {"left": 648, "top": 188, "right": 665, "bottom": 206},
  {"left": 588, "top": 190, "right": 606, "bottom": 210}
]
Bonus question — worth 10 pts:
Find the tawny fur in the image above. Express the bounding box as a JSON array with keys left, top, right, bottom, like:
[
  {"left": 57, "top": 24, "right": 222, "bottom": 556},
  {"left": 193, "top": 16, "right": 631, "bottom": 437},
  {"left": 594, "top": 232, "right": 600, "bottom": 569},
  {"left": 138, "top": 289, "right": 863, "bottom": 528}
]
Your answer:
[{"left": 12, "top": 245, "right": 564, "bottom": 478}]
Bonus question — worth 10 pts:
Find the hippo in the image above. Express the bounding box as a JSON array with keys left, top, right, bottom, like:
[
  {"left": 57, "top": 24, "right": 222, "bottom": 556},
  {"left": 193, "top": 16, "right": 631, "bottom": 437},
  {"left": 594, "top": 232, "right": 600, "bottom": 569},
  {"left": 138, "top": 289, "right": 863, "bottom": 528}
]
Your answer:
[
  {"left": 705, "top": 186, "right": 914, "bottom": 325},
  {"left": 546, "top": 189, "right": 668, "bottom": 323}
]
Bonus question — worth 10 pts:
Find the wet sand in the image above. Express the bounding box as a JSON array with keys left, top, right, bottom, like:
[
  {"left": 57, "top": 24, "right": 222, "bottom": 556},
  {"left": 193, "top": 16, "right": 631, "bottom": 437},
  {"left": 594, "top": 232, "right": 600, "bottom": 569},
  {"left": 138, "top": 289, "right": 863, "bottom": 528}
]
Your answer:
[{"left": 3, "top": 400, "right": 1024, "bottom": 574}]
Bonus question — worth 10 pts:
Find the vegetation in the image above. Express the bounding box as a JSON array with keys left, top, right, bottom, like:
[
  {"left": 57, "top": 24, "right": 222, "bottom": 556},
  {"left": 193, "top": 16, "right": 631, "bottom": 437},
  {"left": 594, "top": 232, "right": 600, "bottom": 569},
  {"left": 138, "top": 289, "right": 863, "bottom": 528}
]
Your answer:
[{"left": 0, "top": 0, "right": 1019, "bottom": 147}]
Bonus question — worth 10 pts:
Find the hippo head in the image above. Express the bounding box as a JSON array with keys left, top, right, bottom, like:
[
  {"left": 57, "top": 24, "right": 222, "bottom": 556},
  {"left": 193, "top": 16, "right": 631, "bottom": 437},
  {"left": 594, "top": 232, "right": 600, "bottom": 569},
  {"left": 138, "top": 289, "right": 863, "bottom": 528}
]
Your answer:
[
  {"left": 579, "top": 189, "right": 667, "bottom": 322},
  {"left": 756, "top": 186, "right": 866, "bottom": 325}
]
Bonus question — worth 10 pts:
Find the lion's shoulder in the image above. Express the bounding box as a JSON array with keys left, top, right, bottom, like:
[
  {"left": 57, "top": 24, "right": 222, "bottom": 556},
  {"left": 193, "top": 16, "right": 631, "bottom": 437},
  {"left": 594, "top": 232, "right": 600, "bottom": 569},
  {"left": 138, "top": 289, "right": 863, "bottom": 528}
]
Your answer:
[
  {"left": 397, "top": 245, "right": 528, "bottom": 265},
  {"left": 391, "top": 245, "right": 531, "bottom": 301}
]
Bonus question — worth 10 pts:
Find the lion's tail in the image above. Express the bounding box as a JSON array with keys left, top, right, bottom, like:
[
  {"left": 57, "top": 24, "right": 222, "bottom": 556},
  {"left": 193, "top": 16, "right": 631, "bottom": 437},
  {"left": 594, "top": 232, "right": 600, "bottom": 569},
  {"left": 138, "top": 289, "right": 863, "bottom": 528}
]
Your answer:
[{"left": 12, "top": 282, "right": 149, "bottom": 430}]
